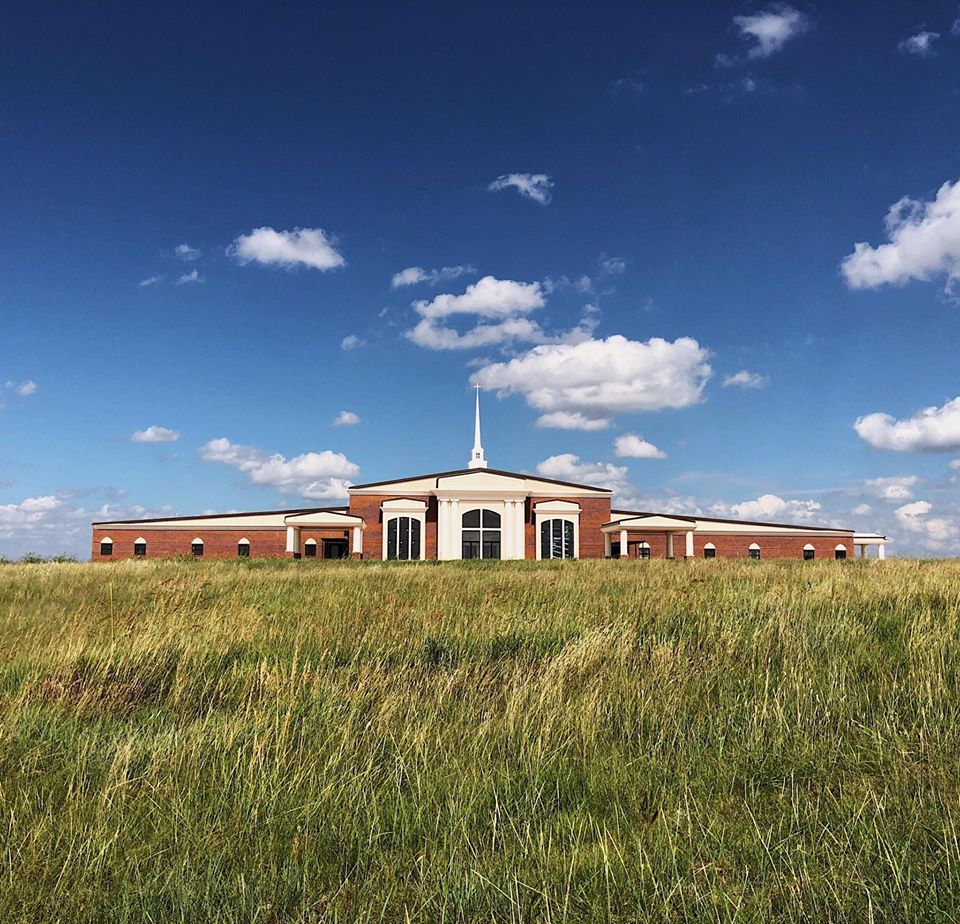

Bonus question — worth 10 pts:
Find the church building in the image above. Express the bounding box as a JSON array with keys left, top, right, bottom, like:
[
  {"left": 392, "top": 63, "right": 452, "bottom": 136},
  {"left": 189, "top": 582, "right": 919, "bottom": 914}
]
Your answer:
[{"left": 92, "top": 392, "right": 887, "bottom": 562}]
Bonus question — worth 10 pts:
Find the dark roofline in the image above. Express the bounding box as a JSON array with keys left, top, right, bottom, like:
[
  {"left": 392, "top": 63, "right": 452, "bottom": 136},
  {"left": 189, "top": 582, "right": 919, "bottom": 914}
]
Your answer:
[
  {"left": 91, "top": 506, "right": 348, "bottom": 526},
  {"left": 610, "top": 508, "right": 853, "bottom": 533},
  {"left": 350, "top": 467, "right": 613, "bottom": 494}
]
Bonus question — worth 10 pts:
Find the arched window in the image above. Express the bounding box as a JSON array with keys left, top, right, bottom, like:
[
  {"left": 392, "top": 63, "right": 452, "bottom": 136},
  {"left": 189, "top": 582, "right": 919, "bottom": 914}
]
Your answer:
[
  {"left": 635, "top": 541, "right": 651, "bottom": 560},
  {"left": 462, "top": 508, "right": 501, "bottom": 559},
  {"left": 237, "top": 538, "right": 250, "bottom": 558},
  {"left": 303, "top": 538, "right": 317, "bottom": 558},
  {"left": 703, "top": 542, "right": 716, "bottom": 559},
  {"left": 540, "top": 518, "right": 575, "bottom": 559},
  {"left": 99, "top": 537, "right": 113, "bottom": 556},
  {"left": 748, "top": 543, "right": 761, "bottom": 560},
  {"left": 803, "top": 543, "right": 815, "bottom": 560},
  {"left": 834, "top": 544, "right": 847, "bottom": 560},
  {"left": 191, "top": 537, "right": 204, "bottom": 557},
  {"left": 134, "top": 537, "right": 147, "bottom": 557},
  {"left": 386, "top": 516, "right": 421, "bottom": 560}
]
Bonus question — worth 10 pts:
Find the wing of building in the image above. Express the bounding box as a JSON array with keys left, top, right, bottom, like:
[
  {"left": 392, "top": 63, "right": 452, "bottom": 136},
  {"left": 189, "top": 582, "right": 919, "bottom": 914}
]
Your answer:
[{"left": 91, "top": 391, "right": 887, "bottom": 562}]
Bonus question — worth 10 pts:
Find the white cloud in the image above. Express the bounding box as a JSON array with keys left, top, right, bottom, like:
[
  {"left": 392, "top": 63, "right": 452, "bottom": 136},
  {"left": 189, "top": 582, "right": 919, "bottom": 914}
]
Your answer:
[
  {"left": 139, "top": 275, "right": 163, "bottom": 287},
  {"left": 853, "top": 503, "right": 873, "bottom": 516},
  {"left": 898, "top": 30, "right": 939, "bottom": 56},
  {"left": 487, "top": 173, "right": 554, "bottom": 205},
  {"left": 229, "top": 227, "right": 345, "bottom": 271},
  {"left": 854, "top": 397, "right": 960, "bottom": 452},
  {"left": 536, "top": 454, "right": 630, "bottom": 494},
  {"left": 390, "top": 264, "right": 475, "bottom": 288},
  {"left": 199, "top": 437, "right": 359, "bottom": 499},
  {"left": 599, "top": 256, "right": 626, "bottom": 276},
  {"left": 131, "top": 425, "right": 180, "bottom": 444},
  {"left": 473, "top": 334, "right": 711, "bottom": 428},
  {"left": 894, "top": 500, "right": 960, "bottom": 550},
  {"left": 175, "top": 243, "right": 201, "bottom": 261},
  {"left": 536, "top": 411, "right": 611, "bottom": 431},
  {"left": 864, "top": 475, "right": 917, "bottom": 501},
  {"left": 722, "top": 369, "right": 769, "bottom": 390},
  {"left": 953, "top": 14, "right": 960, "bottom": 37},
  {"left": 731, "top": 5, "right": 809, "bottom": 59},
  {"left": 614, "top": 433, "right": 667, "bottom": 459},
  {"left": 405, "top": 276, "right": 551, "bottom": 350},
  {"left": 841, "top": 179, "right": 960, "bottom": 294},
  {"left": 333, "top": 410, "right": 359, "bottom": 426},
  {"left": 712, "top": 493, "right": 822, "bottom": 522},
  {"left": 340, "top": 334, "right": 365, "bottom": 351},
  {"left": 14, "top": 380, "right": 37, "bottom": 397},
  {"left": 949, "top": 459, "right": 960, "bottom": 470},
  {"left": 176, "top": 270, "right": 202, "bottom": 285}
]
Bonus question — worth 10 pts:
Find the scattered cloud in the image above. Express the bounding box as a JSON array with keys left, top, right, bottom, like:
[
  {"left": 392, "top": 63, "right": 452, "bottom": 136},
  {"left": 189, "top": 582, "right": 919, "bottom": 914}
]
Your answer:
[
  {"left": 487, "top": 173, "right": 554, "bottom": 206},
  {"left": 598, "top": 256, "right": 626, "bottom": 276},
  {"left": 131, "top": 425, "right": 180, "bottom": 444},
  {"left": 199, "top": 437, "right": 359, "bottom": 499},
  {"left": 895, "top": 499, "right": 960, "bottom": 550},
  {"left": 853, "top": 503, "right": 873, "bottom": 516},
  {"left": 536, "top": 412, "right": 611, "bottom": 431},
  {"left": 340, "top": 334, "right": 365, "bottom": 351},
  {"left": 953, "top": 13, "right": 960, "bottom": 37},
  {"left": 13, "top": 380, "right": 37, "bottom": 397},
  {"left": 950, "top": 459, "right": 960, "bottom": 470},
  {"left": 175, "top": 243, "right": 201, "bottom": 261},
  {"left": 390, "top": 264, "right": 475, "bottom": 288},
  {"left": 473, "top": 334, "right": 711, "bottom": 429},
  {"left": 841, "top": 179, "right": 960, "bottom": 295},
  {"left": 864, "top": 474, "right": 917, "bottom": 501},
  {"left": 139, "top": 275, "right": 163, "bottom": 287},
  {"left": 711, "top": 493, "right": 822, "bottom": 522},
  {"left": 854, "top": 397, "right": 960, "bottom": 452},
  {"left": 614, "top": 433, "right": 667, "bottom": 459},
  {"left": 406, "top": 275, "right": 549, "bottom": 350},
  {"left": 610, "top": 77, "right": 645, "bottom": 93},
  {"left": 176, "top": 270, "right": 202, "bottom": 285},
  {"left": 897, "top": 30, "right": 939, "bottom": 56},
  {"left": 722, "top": 369, "right": 769, "bottom": 390},
  {"left": 229, "top": 227, "right": 346, "bottom": 271},
  {"left": 729, "top": 5, "right": 810, "bottom": 60},
  {"left": 536, "top": 454, "right": 630, "bottom": 494},
  {"left": 333, "top": 410, "right": 360, "bottom": 426}
]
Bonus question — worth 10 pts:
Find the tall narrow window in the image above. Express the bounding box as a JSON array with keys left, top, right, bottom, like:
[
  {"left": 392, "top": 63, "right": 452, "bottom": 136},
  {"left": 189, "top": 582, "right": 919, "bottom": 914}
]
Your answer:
[
  {"left": 386, "top": 516, "right": 421, "bottom": 560},
  {"left": 803, "top": 544, "right": 815, "bottom": 561},
  {"left": 540, "top": 518, "right": 574, "bottom": 559},
  {"left": 462, "top": 509, "right": 500, "bottom": 559},
  {"left": 100, "top": 537, "right": 113, "bottom": 556},
  {"left": 191, "top": 538, "right": 204, "bottom": 557},
  {"left": 703, "top": 543, "right": 716, "bottom": 559},
  {"left": 238, "top": 538, "right": 250, "bottom": 558},
  {"left": 134, "top": 538, "right": 147, "bottom": 557},
  {"left": 748, "top": 543, "right": 761, "bottom": 560},
  {"left": 304, "top": 539, "right": 317, "bottom": 558},
  {"left": 835, "top": 544, "right": 847, "bottom": 560}
]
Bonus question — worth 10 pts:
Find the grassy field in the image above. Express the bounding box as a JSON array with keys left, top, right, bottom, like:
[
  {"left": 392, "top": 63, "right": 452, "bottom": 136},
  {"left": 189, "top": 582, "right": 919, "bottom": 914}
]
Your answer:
[{"left": 1, "top": 558, "right": 959, "bottom": 923}]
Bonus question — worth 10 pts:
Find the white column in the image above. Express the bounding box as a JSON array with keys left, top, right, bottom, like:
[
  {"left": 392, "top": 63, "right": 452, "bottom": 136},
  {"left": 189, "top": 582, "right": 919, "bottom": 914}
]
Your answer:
[
  {"left": 450, "top": 499, "right": 459, "bottom": 560},
  {"left": 437, "top": 499, "right": 448, "bottom": 560},
  {"left": 878, "top": 543, "right": 885, "bottom": 560},
  {"left": 285, "top": 526, "right": 300, "bottom": 554},
  {"left": 620, "top": 529, "right": 628, "bottom": 557},
  {"left": 516, "top": 500, "right": 525, "bottom": 559},
  {"left": 666, "top": 532, "right": 674, "bottom": 559},
  {"left": 604, "top": 532, "right": 612, "bottom": 558},
  {"left": 685, "top": 530, "right": 694, "bottom": 558},
  {"left": 352, "top": 526, "right": 362, "bottom": 557}
]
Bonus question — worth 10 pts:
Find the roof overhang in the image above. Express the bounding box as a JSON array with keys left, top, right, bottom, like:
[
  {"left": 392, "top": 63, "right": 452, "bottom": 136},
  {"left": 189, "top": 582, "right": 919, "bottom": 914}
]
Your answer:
[{"left": 602, "top": 514, "right": 696, "bottom": 532}]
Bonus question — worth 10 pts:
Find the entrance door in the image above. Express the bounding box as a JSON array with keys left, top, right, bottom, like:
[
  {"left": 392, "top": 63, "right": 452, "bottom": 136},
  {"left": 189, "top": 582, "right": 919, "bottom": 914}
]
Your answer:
[{"left": 323, "top": 539, "right": 349, "bottom": 559}]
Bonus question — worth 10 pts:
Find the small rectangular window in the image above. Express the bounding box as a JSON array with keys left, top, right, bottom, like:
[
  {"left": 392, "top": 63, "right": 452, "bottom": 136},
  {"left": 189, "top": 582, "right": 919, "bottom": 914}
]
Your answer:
[
  {"left": 134, "top": 542, "right": 147, "bottom": 557},
  {"left": 835, "top": 548, "right": 846, "bottom": 560},
  {"left": 100, "top": 542, "right": 112, "bottom": 556},
  {"left": 192, "top": 543, "right": 204, "bottom": 557},
  {"left": 749, "top": 548, "right": 761, "bottom": 560},
  {"left": 704, "top": 547, "right": 716, "bottom": 559},
  {"left": 803, "top": 548, "right": 815, "bottom": 560},
  {"left": 304, "top": 543, "right": 316, "bottom": 557},
  {"left": 238, "top": 544, "right": 250, "bottom": 558}
]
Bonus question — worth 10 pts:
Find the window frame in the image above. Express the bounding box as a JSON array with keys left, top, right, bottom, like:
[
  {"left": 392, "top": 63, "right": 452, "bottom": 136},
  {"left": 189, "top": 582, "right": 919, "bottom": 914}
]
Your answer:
[
  {"left": 834, "top": 544, "right": 847, "bottom": 560},
  {"left": 703, "top": 543, "right": 716, "bottom": 559},
  {"left": 133, "top": 537, "right": 147, "bottom": 558},
  {"left": 386, "top": 515, "right": 423, "bottom": 561},
  {"left": 748, "top": 543, "right": 761, "bottom": 560},
  {"left": 461, "top": 507, "right": 501, "bottom": 560},
  {"left": 99, "top": 537, "right": 113, "bottom": 557},
  {"left": 191, "top": 538, "right": 204, "bottom": 557},
  {"left": 303, "top": 538, "right": 317, "bottom": 558},
  {"left": 539, "top": 517, "right": 575, "bottom": 560},
  {"left": 803, "top": 544, "right": 816, "bottom": 561},
  {"left": 237, "top": 538, "right": 250, "bottom": 558}
]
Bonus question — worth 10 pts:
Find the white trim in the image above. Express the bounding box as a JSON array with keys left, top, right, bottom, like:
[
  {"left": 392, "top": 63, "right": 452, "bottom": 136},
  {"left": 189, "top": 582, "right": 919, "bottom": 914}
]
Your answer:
[
  {"left": 100, "top": 536, "right": 113, "bottom": 544},
  {"left": 237, "top": 537, "right": 250, "bottom": 545},
  {"left": 191, "top": 537, "right": 203, "bottom": 545},
  {"left": 304, "top": 538, "right": 317, "bottom": 546},
  {"left": 748, "top": 542, "right": 760, "bottom": 549},
  {"left": 382, "top": 507, "right": 426, "bottom": 561},
  {"left": 534, "top": 501, "right": 580, "bottom": 560},
  {"left": 834, "top": 543, "right": 846, "bottom": 551},
  {"left": 803, "top": 543, "right": 815, "bottom": 550}
]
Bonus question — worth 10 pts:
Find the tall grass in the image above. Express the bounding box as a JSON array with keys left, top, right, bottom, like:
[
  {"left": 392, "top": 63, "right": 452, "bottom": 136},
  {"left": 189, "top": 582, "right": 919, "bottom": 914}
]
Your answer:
[{"left": 1, "top": 558, "right": 959, "bottom": 922}]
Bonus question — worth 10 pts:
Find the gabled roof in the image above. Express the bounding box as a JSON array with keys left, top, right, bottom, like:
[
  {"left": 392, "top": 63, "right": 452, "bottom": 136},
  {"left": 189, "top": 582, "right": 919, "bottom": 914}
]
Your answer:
[{"left": 350, "top": 466, "right": 613, "bottom": 494}]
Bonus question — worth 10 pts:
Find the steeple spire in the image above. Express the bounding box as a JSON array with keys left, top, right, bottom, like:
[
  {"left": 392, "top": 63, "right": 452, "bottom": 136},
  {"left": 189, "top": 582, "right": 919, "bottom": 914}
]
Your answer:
[{"left": 468, "top": 384, "right": 488, "bottom": 469}]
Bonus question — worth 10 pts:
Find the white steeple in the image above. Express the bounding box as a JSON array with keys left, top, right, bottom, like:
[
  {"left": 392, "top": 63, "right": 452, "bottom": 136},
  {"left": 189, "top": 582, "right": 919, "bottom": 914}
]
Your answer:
[{"left": 468, "top": 384, "right": 488, "bottom": 469}]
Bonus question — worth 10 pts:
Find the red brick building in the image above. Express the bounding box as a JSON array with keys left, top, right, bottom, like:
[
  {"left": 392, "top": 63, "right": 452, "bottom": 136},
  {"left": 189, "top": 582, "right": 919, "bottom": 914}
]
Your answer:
[{"left": 91, "top": 393, "right": 887, "bottom": 562}]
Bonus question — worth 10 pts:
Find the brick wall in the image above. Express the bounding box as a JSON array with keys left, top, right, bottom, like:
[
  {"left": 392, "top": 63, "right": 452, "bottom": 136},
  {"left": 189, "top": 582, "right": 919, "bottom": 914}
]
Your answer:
[
  {"left": 347, "top": 495, "right": 437, "bottom": 560},
  {"left": 613, "top": 530, "right": 855, "bottom": 560},
  {"left": 524, "top": 496, "right": 612, "bottom": 560},
  {"left": 92, "top": 528, "right": 289, "bottom": 560}
]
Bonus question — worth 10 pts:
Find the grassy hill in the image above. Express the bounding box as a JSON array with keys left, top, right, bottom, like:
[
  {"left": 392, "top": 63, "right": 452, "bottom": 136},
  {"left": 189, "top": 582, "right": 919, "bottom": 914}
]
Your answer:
[{"left": 1, "top": 558, "right": 959, "bottom": 923}]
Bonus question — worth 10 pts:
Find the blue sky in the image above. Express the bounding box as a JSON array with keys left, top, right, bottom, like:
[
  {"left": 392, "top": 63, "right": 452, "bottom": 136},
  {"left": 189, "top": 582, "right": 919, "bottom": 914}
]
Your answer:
[{"left": 3, "top": 0, "right": 960, "bottom": 557}]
